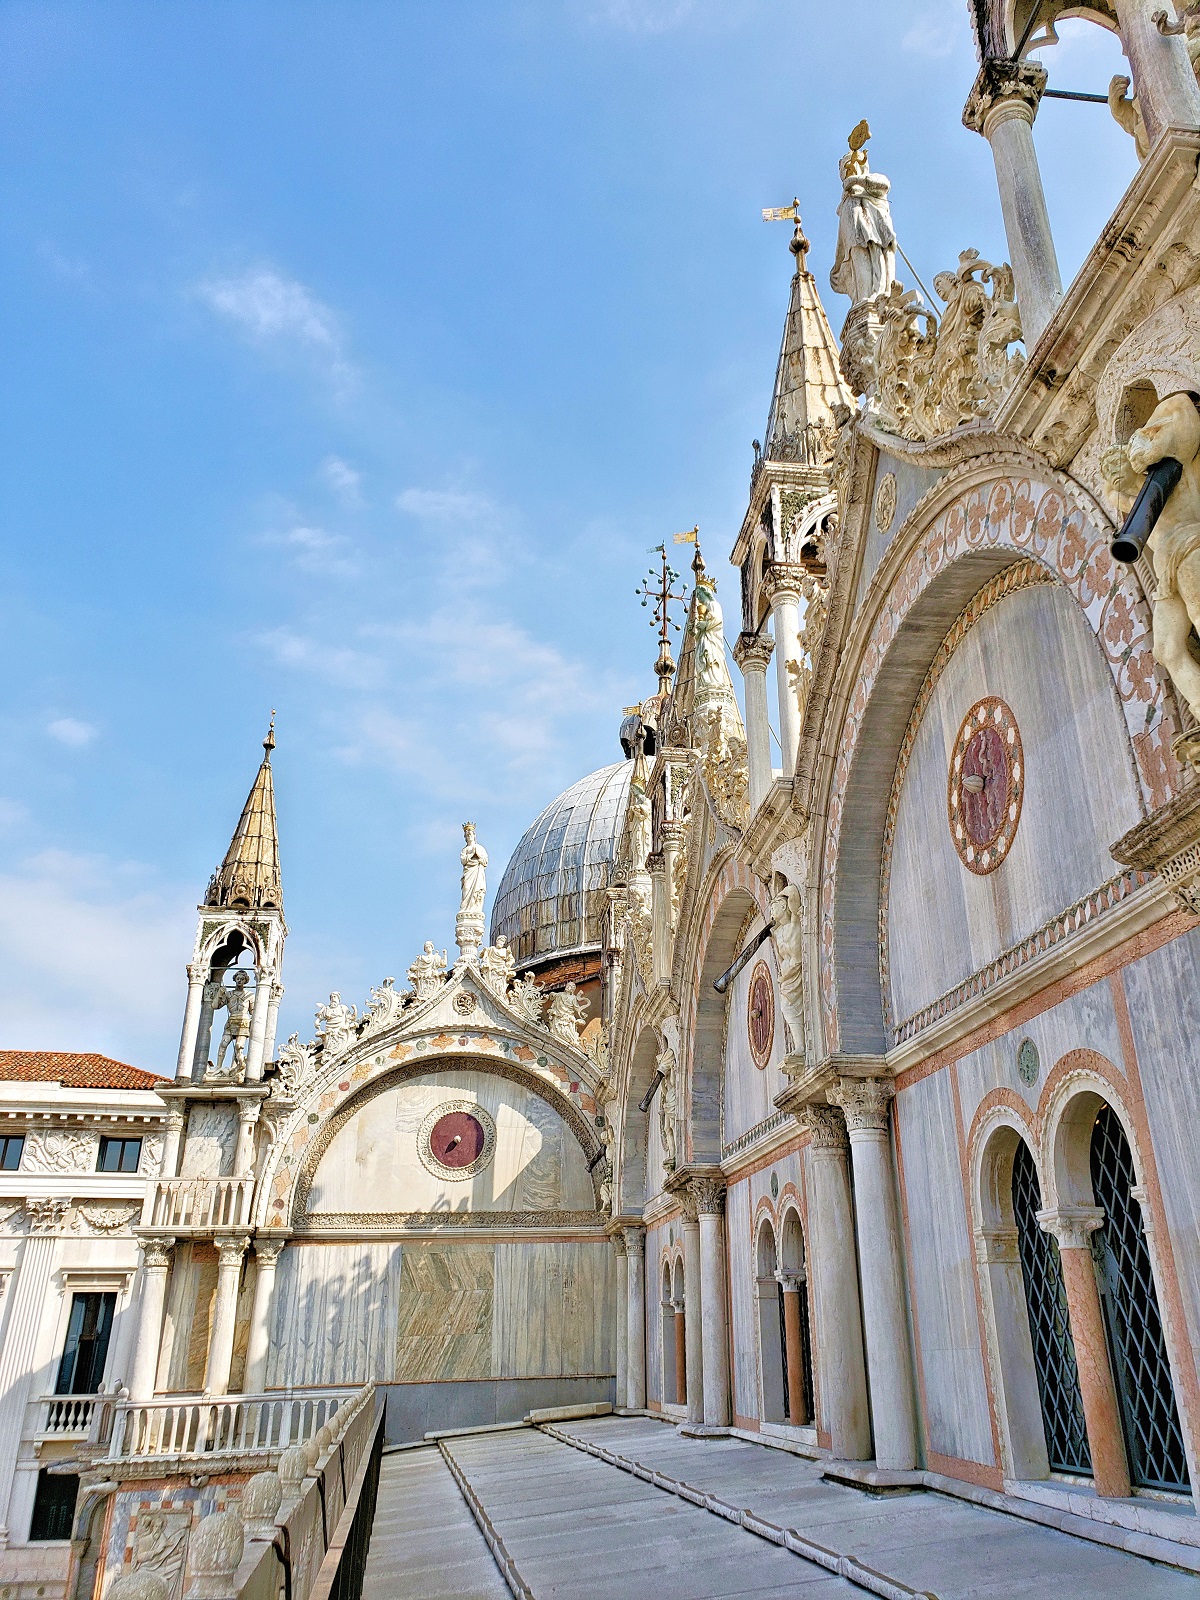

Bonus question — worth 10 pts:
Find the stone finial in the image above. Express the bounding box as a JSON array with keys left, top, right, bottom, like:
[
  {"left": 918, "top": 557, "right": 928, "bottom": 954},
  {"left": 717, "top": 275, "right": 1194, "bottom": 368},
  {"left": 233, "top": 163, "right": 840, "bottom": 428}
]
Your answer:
[
  {"left": 107, "top": 1574, "right": 170, "bottom": 1600},
  {"left": 278, "top": 1443, "right": 310, "bottom": 1505},
  {"left": 241, "top": 1471, "right": 283, "bottom": 1541},
  {"left": 188, "top": 1509, "right": 245, "bottom": 1600}
]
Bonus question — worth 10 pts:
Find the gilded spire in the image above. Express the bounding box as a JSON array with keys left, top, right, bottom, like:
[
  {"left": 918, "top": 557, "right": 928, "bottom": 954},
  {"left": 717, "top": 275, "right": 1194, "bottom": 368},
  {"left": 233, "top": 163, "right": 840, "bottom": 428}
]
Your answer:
[
  {"left": 205, "top": 716, "right": 282, "bottom": 911},
  {"left": 762, "top": 208, "right": 852, "bottom": 465}
]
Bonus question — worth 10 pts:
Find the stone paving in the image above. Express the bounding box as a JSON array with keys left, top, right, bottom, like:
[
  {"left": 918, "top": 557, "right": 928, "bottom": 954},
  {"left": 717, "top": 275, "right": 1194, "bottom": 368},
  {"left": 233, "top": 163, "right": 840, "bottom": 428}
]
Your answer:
[{"left": 362, "top": 1417, "right": 1200, "bottom": 1598}]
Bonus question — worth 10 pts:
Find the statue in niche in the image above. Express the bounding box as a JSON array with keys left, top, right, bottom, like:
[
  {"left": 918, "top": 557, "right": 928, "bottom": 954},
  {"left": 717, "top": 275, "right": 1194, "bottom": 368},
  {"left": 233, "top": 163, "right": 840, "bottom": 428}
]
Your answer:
[
  {"left": 315, "top": 992, "right": 357, "bottom": 1058},
  {"left": 456, "top": 821, "right": 488, "bottom": 959},
  {"left": 1105, "top": 392, "right": 1200, "bottom": 727},
  {"left": 510, "top": 972, "right": 546, "bottom": 1027},
  {"left": 625, "top": 775, "right": 653, "bottom": 876},
  {"left": 692, "top": 574, "right": 728, "bottom": 697},
  {"left": 768, "top": 881, "right": 807, "bottom": 1064},
  {"left": 830, "top": 121, "right": 897, "bottom": 306},
  {"left": 657, "top": 1044, "right": 678, "bottom": 1172},
  {"left": 408, "top": 941, "right": 448, "bottom": 999},
  {"left": 546, "top": 982, "right": 589, "bottom": 1044},
  {"left": 480, "top": 935, "right": 516, "bottom": 996},
  {"left": 211, "top": 970, "right": 253, "bottom": 1078},
  {"left": 598, "top": 1115, "right": 616, "bottom": 1213}
]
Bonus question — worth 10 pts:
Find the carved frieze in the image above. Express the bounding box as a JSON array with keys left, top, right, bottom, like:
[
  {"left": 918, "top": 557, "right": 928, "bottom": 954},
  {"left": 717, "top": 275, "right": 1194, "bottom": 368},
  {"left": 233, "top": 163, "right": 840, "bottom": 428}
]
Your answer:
[{"left": 22, "top": 1128, "right": 95, "bottom": 1175}]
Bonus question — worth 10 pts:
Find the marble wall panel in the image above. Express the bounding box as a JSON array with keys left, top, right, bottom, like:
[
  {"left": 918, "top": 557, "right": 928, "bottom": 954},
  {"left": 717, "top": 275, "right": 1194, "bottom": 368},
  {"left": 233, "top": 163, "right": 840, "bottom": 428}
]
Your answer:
[
  {"left": 180, "top": 1106, "right": 238, "bottom": 1178},
  {"left": 159, "top": 1242, "right": 217, "bottom": 1392},
  {"left": 726, "top": 1178, "right": 759, "bottom": 1422},
  {"left": 267, "top": 1242, "right": 401, "bottom": 1388},
  {"left": 723, "top": 925, "right": 789, "bottom": 1145},
  {"left": 1122, "top": 931, "right": 1200, "bottom": 1367},
  {"left": 888, "top": 583, "right": 1142, "bottom": 1027},
  {"left": 895, "top": 1072, "right": 995, "bottom": 1468},
  {"left": 492, "top": 1240, "right": 614, "bottom": 1378},
  {"left": 854, "top": 454, "right": 944, "bottom": 617},
  {"left": 396, "top": 1245, "right": 493, "bottom": 1381},
  {"left": 306, "top": 1068, "right": 593, "bottom": 1216}
]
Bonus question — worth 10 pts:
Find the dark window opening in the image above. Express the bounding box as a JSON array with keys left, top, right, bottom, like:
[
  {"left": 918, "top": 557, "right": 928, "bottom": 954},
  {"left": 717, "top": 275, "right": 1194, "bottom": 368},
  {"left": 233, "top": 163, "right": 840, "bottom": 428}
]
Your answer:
[
  {"left": 29, "top": 1470, "right": 78, "bottom": 1541},
  {"left": 97, "top": 1136, "right": 141, "bottom": 1174},
  {"left": 56, "top": 1293, "right": 115, "bottom": 1396},
  {"left": 0, "top": 1135, "right": 24, "bottom": 1170}
]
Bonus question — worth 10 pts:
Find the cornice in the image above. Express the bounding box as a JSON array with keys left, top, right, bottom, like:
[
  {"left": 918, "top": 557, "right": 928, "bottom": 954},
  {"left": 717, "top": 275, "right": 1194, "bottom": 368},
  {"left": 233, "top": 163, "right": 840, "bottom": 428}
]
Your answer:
[{"left": 738, "top": 779, "right": 800, "bottom": 881}]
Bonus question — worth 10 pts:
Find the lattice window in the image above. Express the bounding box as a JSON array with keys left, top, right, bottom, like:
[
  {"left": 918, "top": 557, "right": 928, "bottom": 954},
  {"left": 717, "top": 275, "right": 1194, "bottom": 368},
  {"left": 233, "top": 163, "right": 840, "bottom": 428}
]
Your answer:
[
  {"left": 798, "top": 1277, "right": 815, "bottom": 1423},
  {"left": 1090, "top": 1106, "right": 1190, "bottom": 1493},
  {"left": 1012, "top": 1140, "right": 1092, "bottom": 1475}
]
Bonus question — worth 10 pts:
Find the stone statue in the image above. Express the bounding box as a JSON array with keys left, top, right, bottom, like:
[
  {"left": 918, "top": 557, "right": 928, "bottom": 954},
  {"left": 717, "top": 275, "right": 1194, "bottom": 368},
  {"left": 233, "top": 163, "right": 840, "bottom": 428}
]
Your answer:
[
  {"left": 598, "top": 1116, "right": 616, "bottom": 1213},
  {"left": 275, "top": 1033, "right": 313, "bottom": 1099},
  {"left": 830, "top": 121, "right": 897, "bottom": 306},
  {"left": 1156, "top": 2, "right": 1200, "bottom": 86},
  {"left": 456, "top": 822, "right": 488, "bottom": 960},
  {"left": 408, "top": 941, "right": 448, "bottom": 1000},
  {"left": 547, "top": 982, "right": 590, "bottom": 1045},
  {"left": 510, "top": 972, "right": 546, "bottom": 1027},
  {"left": 626, "top": 775, "right": 653, "bottom": 875},
  {"left": 480, "top": 935, "right": 516, "bottom": 997},
  {"left": 657, "top": 1044, "right": 678, "bottom": 1172},
  {"left": 768, "top": 881, "right": 807, "bottom": 1063},
  {"left": 692, "top": 575, "right": 727, "bottom": 697},
  {"left": 211, "top": 971, "right": 253, "bottom": 1078},
  {"left": 1105, "top": 392, "right": 1200, "bottom": 726},
  {"left": 315, "top": 993, "right": 357, "bottom": 1059},
  {"left": 1108, "top": 75, "right": 1150, "bottom": 161}
]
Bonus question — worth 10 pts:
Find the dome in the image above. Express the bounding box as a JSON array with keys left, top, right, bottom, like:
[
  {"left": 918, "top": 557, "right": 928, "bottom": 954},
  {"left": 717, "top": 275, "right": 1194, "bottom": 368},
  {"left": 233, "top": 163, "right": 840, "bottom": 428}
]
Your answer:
[{"left": 490, "top": 762, "right": 632, "bottom": 968}]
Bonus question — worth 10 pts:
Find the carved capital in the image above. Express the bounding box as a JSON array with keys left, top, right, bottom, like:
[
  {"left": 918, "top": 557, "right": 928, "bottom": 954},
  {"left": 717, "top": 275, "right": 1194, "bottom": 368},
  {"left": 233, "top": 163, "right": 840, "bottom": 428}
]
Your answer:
[
  {"left": 1113, "top": 785, "right": 1200, "bottom": 918},
  {"left": 166, "top": 1109, "right": 186, "bottom": 1134},
  {"left": 1037, "top": 1204, "right": 1104, "bottom": 1252},
  {"left": 254, "top": 1237, "right": 286, "bottom": 1268},
  {"left": 974, "top": 1225, "right": 1020, "bottom": 1266},
  {"left": 963, "top": 58, "right": 1047, "bottom": 135},
  {"left": 216, "top": 1235, "right": 250, "bottom": 1270},
  {"left": 777, "top": 1271, "right": 805, "bottom": 1294},
  {"left": 795, "top": 1103, "right": 849, "bottom": 1152},
  {"left": 623, "top": 1225, "right": 646, "bottom": 1259},
  {"left": 678, "top": 1190, "right": 699, "bottom": 1226},
  {"left": 139, "top": 1234, "right": 175, "bottom": 1270},
  {"left": 611, "top": 1232, "right": 627, "bottom": 1257},
  {"left": 828, "top": 1076, "right": 894, "bottom": 1134},
  {"left": 733, "top": 632, "right": 775, "bottom": 674},
  {"left": 690, "top": 1178, "right": 726, "bottom": 1215},
  {"left": 187, "top": 963, "right": 207, "bottom": 984},
  {"left": 760, "top": 565, "right": 806, "bottom": 608},
  {"left": 25, "top": 1197, "right": 71, "bottom": 1233},
  {"left": 646, "top": 851, "right": 665, "bottom": 876}
]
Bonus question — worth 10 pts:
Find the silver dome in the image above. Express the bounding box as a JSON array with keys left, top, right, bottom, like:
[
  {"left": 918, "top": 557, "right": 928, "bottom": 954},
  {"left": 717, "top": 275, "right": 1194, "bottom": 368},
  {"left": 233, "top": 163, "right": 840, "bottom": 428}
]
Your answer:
[{"left": 490, "top": 762, "right": 632, "bottom": 967}]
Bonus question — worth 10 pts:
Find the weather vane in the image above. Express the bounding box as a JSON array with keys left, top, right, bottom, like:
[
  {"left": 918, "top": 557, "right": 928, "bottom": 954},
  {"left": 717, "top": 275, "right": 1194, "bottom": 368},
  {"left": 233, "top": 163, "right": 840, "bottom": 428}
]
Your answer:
[{"left": 635, "top": 541, "right": 689, "bottom": 691}]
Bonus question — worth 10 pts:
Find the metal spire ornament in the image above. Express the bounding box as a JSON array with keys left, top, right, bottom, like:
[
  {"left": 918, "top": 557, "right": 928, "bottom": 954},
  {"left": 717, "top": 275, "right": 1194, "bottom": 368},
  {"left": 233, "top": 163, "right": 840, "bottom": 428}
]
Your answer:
[{"left": 635, "top": 542, "right": 688, "bottom": 693}]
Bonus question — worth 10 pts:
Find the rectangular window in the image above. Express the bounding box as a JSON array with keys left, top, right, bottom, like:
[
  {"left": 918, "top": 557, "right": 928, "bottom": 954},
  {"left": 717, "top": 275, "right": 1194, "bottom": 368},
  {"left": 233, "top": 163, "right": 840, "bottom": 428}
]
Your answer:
[
  {"left": 55, "top": 1292, "right": 115, "bottom": 1396},
  {"left": 0, "top": 1134, "right": 24, "bottom": 1170},
  {"left": 97, "top": 1136, "right": 141, "bottom": 1174},
  {"left": 29, "top": 1469, "right": 78, "bottom": 1541}
]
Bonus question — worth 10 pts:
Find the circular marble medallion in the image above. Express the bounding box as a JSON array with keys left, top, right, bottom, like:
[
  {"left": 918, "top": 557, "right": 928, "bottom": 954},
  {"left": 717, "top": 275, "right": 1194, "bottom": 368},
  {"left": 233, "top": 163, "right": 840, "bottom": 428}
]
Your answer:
[
  {"left": 417, "top": 1100, "right": 497, "bottom": 1181},
  {"left": 948, "top": 696, "right": 1024, "bottom": 875},
  {"left": 747, "top": 961, "right": 775, "bottom": 1069},
  {"left": 1016, "top": 1038, "right": 1040, "bottom": 1087}
]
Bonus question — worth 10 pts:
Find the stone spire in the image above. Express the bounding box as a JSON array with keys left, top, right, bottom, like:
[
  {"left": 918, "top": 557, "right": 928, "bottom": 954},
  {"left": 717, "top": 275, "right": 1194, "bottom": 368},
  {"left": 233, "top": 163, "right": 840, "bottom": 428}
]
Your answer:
[
  {"left": 205, "top": 717, "right": 282, "bottom": 911},
  {"left": 761, "top": 216, "right": 852, "bottom": 467}
]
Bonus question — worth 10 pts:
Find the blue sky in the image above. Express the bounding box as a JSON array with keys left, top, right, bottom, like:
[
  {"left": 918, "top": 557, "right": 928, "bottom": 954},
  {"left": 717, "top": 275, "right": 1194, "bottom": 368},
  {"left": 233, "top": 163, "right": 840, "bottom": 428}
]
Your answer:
[{"left": 0, "top": 1, "right": 1137, "bottom": 1069}]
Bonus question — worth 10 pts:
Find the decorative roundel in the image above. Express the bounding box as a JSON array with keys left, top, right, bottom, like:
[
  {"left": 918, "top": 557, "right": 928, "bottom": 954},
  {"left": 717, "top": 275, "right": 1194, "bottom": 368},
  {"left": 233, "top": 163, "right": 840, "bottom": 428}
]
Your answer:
[
  {"left": 948, "top": 696, "right": 1024, "bottom": 875},
  {"left": 1016, "top": 1038, "right": 1040, "bottom": 1087},
  {"left": 417, "top": 1100, "right": 497, "bottom": 1181},
  {"left": 747, "top": 961, "right": 775, "bottom": 1070}
]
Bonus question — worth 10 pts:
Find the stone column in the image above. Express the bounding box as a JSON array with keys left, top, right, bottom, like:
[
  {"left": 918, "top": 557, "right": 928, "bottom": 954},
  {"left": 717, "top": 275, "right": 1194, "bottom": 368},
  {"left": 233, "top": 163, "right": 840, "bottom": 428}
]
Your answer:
[
  {"left": 1115, "top": 0, "right": 1200, "bottom": 143},
  {"left": 159, "top": 1109, "right": 185, "bottom": 1183},
  {"left": 244, "top": 972, "right": 274, "bottom": 1083},
  {"left": 694, "top": 1179, "right": 731, "bottom": 1429},
  {"left": 779, "top": 1273, "right": 808, "bottom": 1426},
  {"left": 828, "top": 1078, "right": 918, "bottom": 1470},
  {"left": 648, "top": 853, "right": 670, "bottom": 987},
  {"left": 128, "top": 1235, "right": 175, "bottom": 1402},
  {"left": 963, "top": 61, "right": 1062, "bottom": 349},
  {"left": 612, "top": 1233, "right": 628, "bottom": 1408},
  {"left": 795, "top": 1106, "right": 871, "bottom": 1459},
  {"left": 681, "top": 1193, "right": 704, "bottom": 1426},
  {"left": 243, "top": 1238, "right": 285, "bottom": 1394},
  {"left": 624, "top": 1226, "right": 646, "bottom": 1411},
  {"left": 204, "top": 1236, "right": 249, "bottom": 1397},
  {"left": 264, "top": 980, "right": 284, "bottom": 1067},
  {"left": 673, "top": 1300, "right": 688, "bottom": 1406},
  {"left": 194, "top": 982, "right": 218, "bottom": 1079},
  {"left": 734, "top": 632, "right": 776, "bottom": 811},
  {"left": 975, "top": 1225, "right": 1050, "bottom": 1480},
  {"left": 1038, "top": 1207, "right": 1132, "bottom": 1498},
  {"left": 0, "top": 1200, "right": 69, "bottom": 1543},
  {"left": 176, "top": 964, "right": 207, "bottom": 1080},
  {"left": 234, "top": 1105, "right": 260, "bottom": 1179},
  {"left": 661, "top": 823, "right": 685, "bottom": 938},
  {"left": 763, "top": 569, "right": 803, "bottom": 778}
]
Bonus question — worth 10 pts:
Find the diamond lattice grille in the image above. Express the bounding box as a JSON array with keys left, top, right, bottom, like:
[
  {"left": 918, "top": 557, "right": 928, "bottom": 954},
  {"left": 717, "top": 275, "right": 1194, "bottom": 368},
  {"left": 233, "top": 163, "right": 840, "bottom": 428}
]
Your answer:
[
  {"left": 1012, "top": 1140, "right": 1092, "bottom": 1475},
  {"left": 1090, "top": 1106, "right": 1190, "bottom": 1493}
]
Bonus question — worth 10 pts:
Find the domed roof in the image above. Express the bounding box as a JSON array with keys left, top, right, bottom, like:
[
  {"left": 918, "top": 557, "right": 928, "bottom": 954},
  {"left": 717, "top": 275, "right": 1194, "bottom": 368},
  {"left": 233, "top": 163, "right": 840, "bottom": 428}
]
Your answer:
[{"left": 490, "top": 762, "right": 632, "bottom": 968}]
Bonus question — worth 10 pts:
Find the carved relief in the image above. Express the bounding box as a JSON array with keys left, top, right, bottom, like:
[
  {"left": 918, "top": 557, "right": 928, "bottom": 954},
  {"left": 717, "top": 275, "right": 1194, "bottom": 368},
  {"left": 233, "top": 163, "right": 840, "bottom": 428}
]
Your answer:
[
  {"left": 22, "top": 1128, "right": 95, "bottom": 1175},
  {"left": 75, "top": 1203, "right": 140, "bottom": 1235}
]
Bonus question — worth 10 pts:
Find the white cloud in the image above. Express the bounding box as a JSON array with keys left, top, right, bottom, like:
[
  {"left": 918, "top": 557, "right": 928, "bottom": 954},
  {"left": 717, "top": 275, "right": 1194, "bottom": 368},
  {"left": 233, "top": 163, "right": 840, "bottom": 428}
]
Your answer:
[
  {"left": 320, "top": 456, "right": 363, "bottom": 506},
  {"left": 263, "top": 524, "right": 359, "bottom": 578},
  {"left": 901, "top": 10, "right": 959, "bottom": 57},
  {"left": 582, "top": 0, "right": 696, "bottom": 32},
  {"left": 395, "top": 487, "right": 499, "bottom": 523},
  {"left": 198, "top": 267, "right": 339, "bottom": 348},
  {"left": 47, "top": 717, "right": 98, "bottom": 748},
  {"left": 255, "top": 626, "right": 382, "bottom": 689}
]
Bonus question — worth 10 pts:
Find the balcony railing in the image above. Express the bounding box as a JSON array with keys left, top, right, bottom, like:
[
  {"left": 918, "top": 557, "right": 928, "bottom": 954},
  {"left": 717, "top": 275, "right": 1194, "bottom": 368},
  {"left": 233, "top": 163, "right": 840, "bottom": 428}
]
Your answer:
[
  {"left": 37, "top": 1395, "right": 97, "bottom": 1437},
  {"left": 150, "top": 1176, "right": 254, "bottom": 1231},
  {"left": 92, "top": 1387, "right": 356, "bottom": 1463}
]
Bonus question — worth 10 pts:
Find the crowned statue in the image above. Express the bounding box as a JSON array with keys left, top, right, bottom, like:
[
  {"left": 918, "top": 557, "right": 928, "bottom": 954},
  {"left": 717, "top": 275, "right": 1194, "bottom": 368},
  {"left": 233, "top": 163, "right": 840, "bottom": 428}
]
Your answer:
[
  {"left": 455, "top": 822, "right": 488, "bottom": 962},
  {"left": 830, "top": 121, "right": 897, "bottom": 307},
  {"left": 692, "top": 573, "right": 728, "bottom": 699}
]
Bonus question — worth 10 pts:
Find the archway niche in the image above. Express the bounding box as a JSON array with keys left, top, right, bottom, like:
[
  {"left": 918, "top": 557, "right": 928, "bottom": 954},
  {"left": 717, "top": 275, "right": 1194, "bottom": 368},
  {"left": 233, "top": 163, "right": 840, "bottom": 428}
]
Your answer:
[
  {"left": 693, "top": 885, "right": 760, "bottom": 1162},
  {"left": 780, "top": 1207, "right": 814, "bottom": 1425},
  {"left": 756, "top": 1219, "right": 786, "bottom": 1425},
  {"left": 672, "top": 1256, "right": 687, "bottom": 1406},
  {"left": 620, "top": 1028, "right": 661, "bottom": 1214},
  {"left": 660, "top": 1260, "right": 677, "bottom": 1407}
]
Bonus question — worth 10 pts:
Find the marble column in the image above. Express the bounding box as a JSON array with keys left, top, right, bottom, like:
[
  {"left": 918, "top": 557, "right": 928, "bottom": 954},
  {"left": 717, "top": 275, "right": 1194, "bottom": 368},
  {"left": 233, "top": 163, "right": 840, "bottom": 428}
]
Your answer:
[
  {"left": 194, "top": 983, "right": 218, "bottom": 1080},
  {"left": 975, "top": 1225, "right": 1050, "bottom": 1481},
  {"left": 624, "top": 1227, "right": 646, "bottom": 1411},
  {"left": 204, "top": 1236, "right": 249, "bottom": 1397},
  {"left": 648, "top": 852, "right": 670, "bottom": 988},
  {"left": 244, "top": 972, "right": 274, "bottom": 1083},
  {"left": 0, "top": 1200, "right": 69, "bottom": 1544},
  {"left": 829, "top": 1078, "right": 918, "bottom": 1470},
  {"left": 963, "top": 61, "right": 1062, "bottom": 348},
  {"left": 1039, "top": 1207, "right": 1132, "bottom": 1499},
  {"left": 796, "top": 1106, "right": 871, "bottom": 1460},
  {"left": 1114, "top": 0, "right": 1200, "bottom": 143},
  {"left": 128, "top": 1235, "right": 175, "bottom": 1402},
  {"left": 763, "top": 569, "right": 803, "bottom": 778},
  {"left": 734, "top": 632, "right": 776, "bottom": 812},
  {"left": 234, "top": 1105, "right": 260, "bottom": 1179},
  {"left": 779, "top": 1273, "right": 808, "bottom": 1426},
  {"left": 159, "top": 1109, "right": 185, "bottom": 1184},
  {"left": 264, "top": 980, "right": 284, "bottom": 1068},
  {"left": 673, "top": 1300, "right": 688, "bottom": 1406},
  {"left": 612, "top": 1233, "right": 628, "bottom": 1409},
  {"left": 176, "top": 964, "right": 207, "bottom": 1080},
  {"left": 243, "top": 1238, "right": 286, "bottom": 1395},
  {"left": 694, "top": 1179, "right": 731, "bottom": 1429},
  {"left": 681, "top": 1194, "right": 704, "bottom": 1426}
]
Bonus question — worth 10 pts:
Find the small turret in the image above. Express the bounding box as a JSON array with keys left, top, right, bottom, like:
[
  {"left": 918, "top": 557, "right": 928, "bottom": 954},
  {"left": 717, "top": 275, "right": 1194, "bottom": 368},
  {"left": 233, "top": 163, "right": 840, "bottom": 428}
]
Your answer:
[{"left": 205, "top": 716, "right": 282, "bottom": 911}]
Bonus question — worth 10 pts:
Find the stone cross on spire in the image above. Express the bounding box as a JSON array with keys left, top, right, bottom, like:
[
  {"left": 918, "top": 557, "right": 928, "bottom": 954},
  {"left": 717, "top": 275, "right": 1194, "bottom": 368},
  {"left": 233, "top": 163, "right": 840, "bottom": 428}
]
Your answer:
[{"left": 205, "top": 715, "right": 282, "bottom": 911}]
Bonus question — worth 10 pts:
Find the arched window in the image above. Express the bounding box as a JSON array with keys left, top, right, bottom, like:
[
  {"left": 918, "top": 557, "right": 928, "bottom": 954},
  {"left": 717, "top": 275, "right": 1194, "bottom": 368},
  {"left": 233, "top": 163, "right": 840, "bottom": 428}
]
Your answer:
[
  {"left": 661, "top": 1262, "right": 677, "bottom": 1408},
  {"left": 756, "top": 1221, "right": 786, "bottom": 1423},
  {"left": 1090, "top": 1106, "right": 1190, "bottom": 1492},
  {"left": 1011, "top": 1140, "right": 1091, "bottom": 1474},
  {"left": 780, "top": 1210, "right": 814, "bottom": 1425}
]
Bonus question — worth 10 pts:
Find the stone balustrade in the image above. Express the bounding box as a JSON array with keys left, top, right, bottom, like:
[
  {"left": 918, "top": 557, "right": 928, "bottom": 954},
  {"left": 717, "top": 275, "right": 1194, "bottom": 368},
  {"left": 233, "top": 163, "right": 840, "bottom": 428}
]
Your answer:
[
  {"left": 149, "top": 1175, "right": 255, "bottom": 1231},
  {"left": 90, "top": 1386, "right": 357, "bottom": 1464}
]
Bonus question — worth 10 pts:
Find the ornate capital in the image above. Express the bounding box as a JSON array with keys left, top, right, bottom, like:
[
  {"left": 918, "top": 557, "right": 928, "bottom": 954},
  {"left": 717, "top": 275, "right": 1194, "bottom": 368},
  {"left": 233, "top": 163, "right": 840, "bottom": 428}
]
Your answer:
[
  {"left": 963, "top": 58, "right": 1047, "bottom": 136},
  {"left": 828, "top": 1076, "right": 894, "bottom": 1134},
  {"left": 678, "top": 1190, "right": 699, "bottom": 1226},
  {"left": 187, "top": 963, "right": 207, "bottom": 984},
  {"left": 25, "top": 1197, "right": 71, "bottom": 1234},
  {"left": 216, "top": 1235, "right": 250, "bottom": 1269},
  {"left": 974, "top": 1225, "right": 1020, "bottom": 1266},
  {"left": 795, "top": 1103, "right": 849, "bottom": 1152},
  {"left": 646, "top": 851, "right": 665, "bottom": 876},
  {"left": 777, "top": 1271, "right": 805, "bottom": 1293},
  {"left": 760, "top": 565, "right": 806, "bottom": 609},
  {"left": 254, "top": 1237, "right": 286, "bottom": 1268},
  {"left": 611, "top": 1232, "right": 627, "bottom": 1257},
  {"left": 1037, "top": 1204, "right": 1104, "bottom": 1252},
  {"left": 690, "top": 1178, "right": 726, "bottom": 1215},
  {"left": 623, "top": 1225, "right": 646, "bottom": 1259},
  {"left": 733, "top": 631, "right": 775, "bottom": 674},
  {"left": 139, "top": 1234, "right": 175, "bottom": 1270},
  {"left": 166, "top": 1109, "right": 186, "bottom": 1134}
]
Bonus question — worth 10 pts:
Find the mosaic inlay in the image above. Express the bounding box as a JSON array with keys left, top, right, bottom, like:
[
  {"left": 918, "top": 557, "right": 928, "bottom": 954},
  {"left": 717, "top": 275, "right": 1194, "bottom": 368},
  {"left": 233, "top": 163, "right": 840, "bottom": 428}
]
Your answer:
[
  {"left": 948, "top": 696, "right": 1023, "bottom": 875},
  {"left": 417, "top": 1099, "right": 496, "bottom": 1181},
  {"left": 747, "top": 961, "right": 775, "bottom": 1070}
]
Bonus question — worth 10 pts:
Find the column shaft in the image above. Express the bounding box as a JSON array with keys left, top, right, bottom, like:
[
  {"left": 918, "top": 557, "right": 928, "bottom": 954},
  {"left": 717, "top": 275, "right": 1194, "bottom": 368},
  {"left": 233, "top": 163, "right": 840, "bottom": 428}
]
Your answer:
[
  {"left": 1055, "top": 1236, "right": 1132, "bottom": 1498},
  {"left": 983, "top": 104, "right": 1062, "bottom": 347},
  {"left": 244, "top": 973, "right": 273, "bottom": 1082},
  {"left": 243, "top": 1241, "right": 285, "bottom": 1394},
  {"left": 128, "top": 1238, "right": 174, "bottom": 1402},
  {"left": 204, "top": 1238, "right": 248, "bottom": 1396},
  {"left": 625, "top": 1230, "right": 646, "bottom": 1411},
  {"left": 1115, "top": 0, "right": 1200, "bottom": 142},
  {"left": 771, "top": 594, "right": 803, "bottom": 778},
  {"left": 734, "top": 634, "right": 775, "bottom": 812},
  {"left": 176, "top": 969, "right": 206, "bottom": 1080},
  {"left": 781, "top": 1282, "right": 808, "bottom": 1426},
  {"left": 0, "top": 1222, "right": 61, "bottom": 1540},
  {"left": 613, "top": 1237, "right": 628, "bottom": 1409},
  {"left": 682, "top": 1215, "right": 704, "bottom": 1426},
  {"left": 673, "top": 1307, "right": 687, "bottom": 1406},
  {"left": 697, "top": 1190, "right": 731, "bottom": 1428}
]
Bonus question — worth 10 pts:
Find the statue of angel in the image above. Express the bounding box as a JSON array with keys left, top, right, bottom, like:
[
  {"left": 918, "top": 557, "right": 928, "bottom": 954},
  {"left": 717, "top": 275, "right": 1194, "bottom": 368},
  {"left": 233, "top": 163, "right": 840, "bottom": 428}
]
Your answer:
[
  {"left": 315, "top": 992, "right": 358, "bottom": 1059},
  {"left": 408, "top": 941, "right": 448, "bottom": 1000},
  {"left": 547, "top": 982, "right": 590, "bottom": 1045},
  {"left": 480, "top": 935, "right": 517, "bottom": 996}
]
